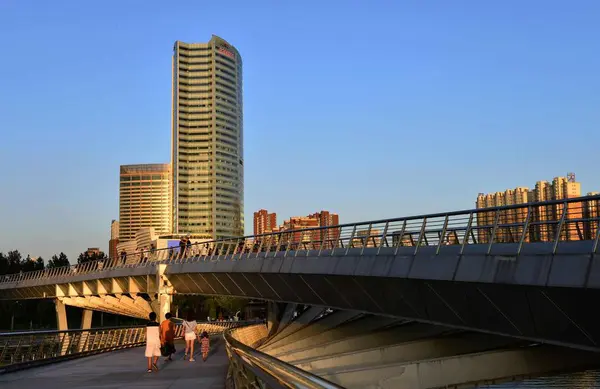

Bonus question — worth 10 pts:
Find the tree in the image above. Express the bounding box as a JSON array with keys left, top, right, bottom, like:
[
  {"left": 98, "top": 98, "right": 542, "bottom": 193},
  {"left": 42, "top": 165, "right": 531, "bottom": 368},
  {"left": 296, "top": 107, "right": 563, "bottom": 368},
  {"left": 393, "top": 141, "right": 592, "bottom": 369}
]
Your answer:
[
  {"left": 77, "top": 251, "right": 106, "bottom": 264},
  {"left": 0, "top": 252, "right": 7, "bottom": 275},
  {"left": 48, "top": 253, "right": 70, "bottom": 268},
  {"left": 20, "top": 255, "right": 43, "bottom": 272},
  {"left": 6, "top": 250, "right": 22, "bottom": 274},
  {"left": 206, "top": 296, "right": 248, "bottom": 318}
]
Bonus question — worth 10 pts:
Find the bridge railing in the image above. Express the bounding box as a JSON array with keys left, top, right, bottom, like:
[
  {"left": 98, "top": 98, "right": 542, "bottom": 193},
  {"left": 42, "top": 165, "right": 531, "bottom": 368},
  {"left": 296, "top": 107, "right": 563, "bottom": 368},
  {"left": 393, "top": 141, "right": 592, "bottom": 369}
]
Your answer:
[
  {"left": 2, "top": 195, "right": 599, "bottom": 284},
  {"left": 224, "top": 324, "right": 343, "bottom": 389},
  {"left": 0, "top": 320, "right": 261, "bottom": 373}
]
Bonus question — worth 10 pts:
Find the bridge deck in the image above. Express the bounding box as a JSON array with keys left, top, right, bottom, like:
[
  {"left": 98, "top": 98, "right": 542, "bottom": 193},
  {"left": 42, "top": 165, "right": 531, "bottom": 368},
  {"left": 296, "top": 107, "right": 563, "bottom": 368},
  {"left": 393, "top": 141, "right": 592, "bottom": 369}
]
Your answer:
[{"left": 0, "top": 340, "right": 228, "bottom": 389}]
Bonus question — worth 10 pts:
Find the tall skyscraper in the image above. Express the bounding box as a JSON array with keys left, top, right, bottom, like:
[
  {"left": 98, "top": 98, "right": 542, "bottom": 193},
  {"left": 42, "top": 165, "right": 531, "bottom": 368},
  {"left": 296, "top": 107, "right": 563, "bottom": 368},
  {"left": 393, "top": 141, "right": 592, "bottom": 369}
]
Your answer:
[
  {"left": 119, "top": 164, "right": 171, "bottom": 241},
  {"left": 171, "top": 35, "right": 244, "bottom": 240},
  {"left": 254, "top": 209, "right": 277, "bottom": 235}
]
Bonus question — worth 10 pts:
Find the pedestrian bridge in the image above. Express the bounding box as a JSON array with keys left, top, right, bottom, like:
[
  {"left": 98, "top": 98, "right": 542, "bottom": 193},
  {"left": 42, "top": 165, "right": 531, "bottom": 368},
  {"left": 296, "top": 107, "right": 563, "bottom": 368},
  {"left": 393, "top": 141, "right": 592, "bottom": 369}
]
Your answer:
[
  {"left": 2, "top": 312, "right": 600, "bottom": 389},
  {"left": 1, "top": 195, "right": 600, "bottom": 353}
]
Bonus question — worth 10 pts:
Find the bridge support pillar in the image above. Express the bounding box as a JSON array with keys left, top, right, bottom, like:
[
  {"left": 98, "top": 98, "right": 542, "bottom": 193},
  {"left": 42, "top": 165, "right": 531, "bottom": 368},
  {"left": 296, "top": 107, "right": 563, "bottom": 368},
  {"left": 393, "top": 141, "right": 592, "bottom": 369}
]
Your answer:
[
  {"left": 77, "top": 309, "right": 93, "bottom": 352},
  {"left": 55, "top": 299, "right": 68, "bottom": 331},
  {"left": 55, "top": 299, "right": 70, "bottom": 356},
  {"left": 267, "top": 301, "right": 280, "bottom": 336},
  {"left": 81, "top": 309, "right": 93, "bottom": 329},
  {"left": 155, "top": 264, "right": 172, "bottom": 321}
]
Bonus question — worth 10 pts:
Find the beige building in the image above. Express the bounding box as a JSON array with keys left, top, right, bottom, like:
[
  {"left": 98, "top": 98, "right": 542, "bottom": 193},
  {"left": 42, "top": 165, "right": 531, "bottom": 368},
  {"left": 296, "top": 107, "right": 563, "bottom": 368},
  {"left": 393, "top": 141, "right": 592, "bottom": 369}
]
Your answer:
[
  {"left": 476, "top": 187, "right": 531, "bottom": 243},
  {"left": 584, "top": 192, "right": 600, "bottom": 240},
  {"left": 119, "top": 164, "right": 171, "bottom": 241},
  {"left": 476, "top": 174, "right": 583, "bottom": 243},
  {"left": 171, "top": 35, "right": 244, "bottom": 240},
  {"left": 109, "top": 220, "right": 119, "bottom": 259}
]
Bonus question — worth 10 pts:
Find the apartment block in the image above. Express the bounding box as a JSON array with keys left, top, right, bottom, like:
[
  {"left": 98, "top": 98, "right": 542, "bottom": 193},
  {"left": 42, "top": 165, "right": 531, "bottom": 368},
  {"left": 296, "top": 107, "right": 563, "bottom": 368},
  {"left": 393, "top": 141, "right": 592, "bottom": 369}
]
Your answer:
[
  {"left": 255, "top": 210, "right": 340, "bottom": 247},
  {"left": 253, "top": 209, "right": 277, "bottom": 235},
  {"left": 584, "top": 192, "right": 600, "bottom": 240},
  {"left": 476, "top": 173, "right": 585, "bottom": 243}
]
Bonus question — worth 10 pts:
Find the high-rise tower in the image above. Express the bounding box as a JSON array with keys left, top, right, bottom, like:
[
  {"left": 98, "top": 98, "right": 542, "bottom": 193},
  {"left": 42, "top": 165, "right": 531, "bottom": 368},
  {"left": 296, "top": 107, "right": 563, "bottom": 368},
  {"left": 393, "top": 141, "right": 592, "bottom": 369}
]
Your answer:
[
  {"left": 119, "top": 164, "right": 171, "bottom": 241},
  {"left": 171, "top": 35, "right": 244, "bottom": 239}
]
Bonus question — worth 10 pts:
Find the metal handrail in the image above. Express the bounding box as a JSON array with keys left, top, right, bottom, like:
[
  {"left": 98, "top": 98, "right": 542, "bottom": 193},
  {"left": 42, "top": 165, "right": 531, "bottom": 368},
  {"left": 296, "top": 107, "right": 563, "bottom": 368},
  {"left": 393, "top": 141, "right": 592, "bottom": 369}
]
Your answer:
[
  {"left": 0, "top": 320, "right": 262, "bottom": 374},
  {"left": 1, "top": 194, "right": 599, "bottom": 285},
  {"left": 224, "top": 326, "right": 344, "bottom": 389}
]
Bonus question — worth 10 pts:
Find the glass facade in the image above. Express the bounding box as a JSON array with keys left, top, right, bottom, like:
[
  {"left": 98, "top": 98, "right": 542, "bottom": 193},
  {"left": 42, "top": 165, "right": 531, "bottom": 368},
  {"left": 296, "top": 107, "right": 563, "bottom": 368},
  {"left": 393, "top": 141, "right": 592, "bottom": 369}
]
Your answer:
[{"left": 172, "top": 36, "right": 244, "bottom": 239}]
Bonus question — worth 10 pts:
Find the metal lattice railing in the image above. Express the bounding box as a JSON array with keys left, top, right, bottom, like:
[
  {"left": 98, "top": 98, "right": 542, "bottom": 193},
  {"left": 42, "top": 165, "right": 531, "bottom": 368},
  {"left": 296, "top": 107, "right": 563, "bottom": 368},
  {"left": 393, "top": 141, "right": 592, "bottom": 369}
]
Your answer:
[
  {"left": 224, "top": 324, "right": 343, "bottom": 389},
  {"left": 1, "top": 195, "right": 599, "bottom": 285},
  {"left": 0, "top": 320, "right": 261, "bottom": 373}
]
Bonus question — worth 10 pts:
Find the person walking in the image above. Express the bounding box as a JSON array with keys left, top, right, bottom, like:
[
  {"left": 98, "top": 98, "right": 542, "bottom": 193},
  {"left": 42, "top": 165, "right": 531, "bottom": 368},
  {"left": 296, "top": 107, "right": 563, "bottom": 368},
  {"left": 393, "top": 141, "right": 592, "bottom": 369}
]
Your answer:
[
  {"left": 160, "top": 312, "right": 175, "bottom": 361},
  {"left": 145, "top": 312, "right": 160, "bottom": 373},
  {"left": 182, "top": 312, "right": 198, "bottom": 361},
  {"left": 200, "top": 331, "right": 210, "bottom": 362}
]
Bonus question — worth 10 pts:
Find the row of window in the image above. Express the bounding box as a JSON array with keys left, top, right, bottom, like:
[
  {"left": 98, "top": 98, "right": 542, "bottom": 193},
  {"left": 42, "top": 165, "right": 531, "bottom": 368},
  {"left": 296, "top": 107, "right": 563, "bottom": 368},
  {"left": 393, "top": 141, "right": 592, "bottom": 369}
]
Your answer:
[{"left": 121, "top": 175, "right": 167, "bottom": 181}]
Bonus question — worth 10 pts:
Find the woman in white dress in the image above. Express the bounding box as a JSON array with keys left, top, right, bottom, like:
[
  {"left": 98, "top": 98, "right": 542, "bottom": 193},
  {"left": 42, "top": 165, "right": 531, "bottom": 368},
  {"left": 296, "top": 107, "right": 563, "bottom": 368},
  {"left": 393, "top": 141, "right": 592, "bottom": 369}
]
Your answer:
[
  {"left": 145, "top": 312, "right": 160, "bottom": 372},
  {"left": 182, "top": 312, "right": 198, "bottom": 362}
]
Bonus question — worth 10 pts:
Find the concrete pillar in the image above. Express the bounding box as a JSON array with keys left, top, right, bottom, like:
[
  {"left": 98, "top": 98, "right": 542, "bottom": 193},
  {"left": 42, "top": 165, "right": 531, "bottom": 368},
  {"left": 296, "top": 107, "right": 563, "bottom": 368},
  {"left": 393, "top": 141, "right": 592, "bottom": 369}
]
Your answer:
[
  {"left": 81, "top": 309, "right": 93, "bottom": 329},
  {"left": 267, "top": 301, "right": 280, "bottom": 336},
  {"left": 77, "top": 309, "right": 93, "bottom": 352},
  {"left": 55, "top": 299, "right": 68, "bottom": 331},
  {"left": 156, "top": 264, "right": 172, "bottom": 321},
  {"left": 55, "top": 300, "right": 69, "bottom": 356},
  {"left": 158, "top": 293, "right": 172, "bottom": 322}
]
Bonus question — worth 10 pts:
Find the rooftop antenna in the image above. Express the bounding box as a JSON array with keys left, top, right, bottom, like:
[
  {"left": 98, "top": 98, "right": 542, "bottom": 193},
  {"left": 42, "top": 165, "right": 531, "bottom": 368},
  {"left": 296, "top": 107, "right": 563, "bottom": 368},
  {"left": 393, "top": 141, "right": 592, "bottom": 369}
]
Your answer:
[{"left": 567, "top": 172, "right": 576, "bottom": 183}]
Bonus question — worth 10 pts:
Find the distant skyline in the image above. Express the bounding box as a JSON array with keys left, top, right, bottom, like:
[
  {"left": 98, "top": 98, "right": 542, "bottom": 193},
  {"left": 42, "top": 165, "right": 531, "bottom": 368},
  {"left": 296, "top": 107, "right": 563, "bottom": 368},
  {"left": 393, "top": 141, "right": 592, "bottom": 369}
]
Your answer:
[{"left": 1, "top": 0, "right": 599, "bottom": 261}]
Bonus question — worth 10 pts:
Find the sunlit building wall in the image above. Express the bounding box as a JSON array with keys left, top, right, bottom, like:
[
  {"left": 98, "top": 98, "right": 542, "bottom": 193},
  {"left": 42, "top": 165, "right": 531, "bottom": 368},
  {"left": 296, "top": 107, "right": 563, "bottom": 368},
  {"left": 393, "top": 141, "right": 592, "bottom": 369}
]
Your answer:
[
  {"left": 119, "top": 164, "right": 171, "bottom": 241},
  {"left": 171, "top": 35, "right": 244, "bottom": 240}
]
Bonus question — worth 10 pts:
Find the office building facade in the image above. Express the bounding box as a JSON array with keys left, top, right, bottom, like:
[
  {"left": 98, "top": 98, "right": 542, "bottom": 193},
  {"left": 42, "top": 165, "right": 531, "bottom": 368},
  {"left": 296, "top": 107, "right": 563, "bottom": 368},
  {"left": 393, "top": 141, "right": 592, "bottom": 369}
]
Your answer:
[
  {"left": 119, "top": 164, "right": 171, "bottom": 241},
  {"left": 171, "top": 35, "right": 244, "bottom": 240}
]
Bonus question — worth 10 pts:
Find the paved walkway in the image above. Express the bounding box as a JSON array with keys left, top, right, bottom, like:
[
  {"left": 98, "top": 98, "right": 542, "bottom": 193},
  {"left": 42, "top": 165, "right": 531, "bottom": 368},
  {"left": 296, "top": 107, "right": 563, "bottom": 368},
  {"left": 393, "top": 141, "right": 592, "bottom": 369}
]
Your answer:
[{"left": 0, "top": 339, "right": 228, "bottom": 389}]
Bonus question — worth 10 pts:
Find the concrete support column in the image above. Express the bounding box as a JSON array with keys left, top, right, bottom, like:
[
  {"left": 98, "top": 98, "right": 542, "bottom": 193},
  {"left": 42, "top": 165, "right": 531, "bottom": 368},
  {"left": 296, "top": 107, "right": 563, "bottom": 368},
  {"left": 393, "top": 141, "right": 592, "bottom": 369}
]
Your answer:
[
  {"left": 77, "top": 309, "right": 93, "bottom": 352},
  {"left": 81, "top": 309, "right": 93, "bottom": 329},
  {"left": 55, "top": 299, "right": 69, "bottom": 356},
  {"left": 267, "top": 301, "right": 281, "bottom": 337},
  {"left": 55, "top": 299, "right": 68, "bottom": 331},
  {"left": 156, "top": 264, "right": 172, "bottom": 321}
]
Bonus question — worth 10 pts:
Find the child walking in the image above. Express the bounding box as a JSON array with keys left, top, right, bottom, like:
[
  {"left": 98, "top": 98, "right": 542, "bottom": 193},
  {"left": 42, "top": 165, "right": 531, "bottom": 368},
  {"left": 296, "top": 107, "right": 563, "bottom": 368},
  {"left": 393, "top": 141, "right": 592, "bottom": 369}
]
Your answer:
[
  {"left": 145, "top": 312, "right": 160, "bottom": 373},
  {"left": 200, "top": 331, "right": 210, "bottom": 361}
]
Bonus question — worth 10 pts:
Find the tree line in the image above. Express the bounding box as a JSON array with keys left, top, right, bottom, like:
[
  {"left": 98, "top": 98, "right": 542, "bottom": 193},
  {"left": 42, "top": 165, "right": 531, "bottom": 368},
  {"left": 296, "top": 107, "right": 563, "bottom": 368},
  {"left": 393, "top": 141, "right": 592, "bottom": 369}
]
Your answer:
[
  {"left": 0, "top": 249, "right": 255, "bottom": 330},
  {"left": 0, "top": 249, "right": 112, "bottom": 276},
  {"left": 0, "top": 249, "right": 121, "bottom": 330}
]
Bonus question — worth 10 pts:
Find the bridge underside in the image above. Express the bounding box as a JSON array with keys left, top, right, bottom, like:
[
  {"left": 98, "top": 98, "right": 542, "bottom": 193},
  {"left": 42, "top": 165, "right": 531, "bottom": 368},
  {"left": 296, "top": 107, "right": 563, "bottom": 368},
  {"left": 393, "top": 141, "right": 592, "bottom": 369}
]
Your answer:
[
  {"left": 2, "top": 271, "right": 600, "bottom": 353},
  {"left": 1, "top": 244, "right": 600, "bottom": 352}
]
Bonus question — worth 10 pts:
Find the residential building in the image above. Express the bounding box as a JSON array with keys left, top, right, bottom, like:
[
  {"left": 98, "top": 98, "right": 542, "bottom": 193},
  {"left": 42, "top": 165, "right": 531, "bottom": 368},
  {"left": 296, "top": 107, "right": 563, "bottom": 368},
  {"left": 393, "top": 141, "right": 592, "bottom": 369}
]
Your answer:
[
  {"left": 85, "top": 248, "right": 103, "bottom": 257},
  {"left": 119, "top": 164, "right": 171, "bottom": 241},
  {"left": 476, "top": 187, "right": 531, "bottom": 243},
  {"left": 279, "top": 211, "right": 340, "bottom": 247},
  {"left": 254, "top": 209, "right": 277, "bottom": 235},
  {"left": 584, "top": 192, "right": 600, "bottom": 240},
  {"left": 109, "top": 220, "right": 119, "bottom": 259},
  {"left": 476, "top": 173, "right": 584, "bottom": 243},
  {"left": 171, "top": 35, "right": 244, "bottom": 240}
]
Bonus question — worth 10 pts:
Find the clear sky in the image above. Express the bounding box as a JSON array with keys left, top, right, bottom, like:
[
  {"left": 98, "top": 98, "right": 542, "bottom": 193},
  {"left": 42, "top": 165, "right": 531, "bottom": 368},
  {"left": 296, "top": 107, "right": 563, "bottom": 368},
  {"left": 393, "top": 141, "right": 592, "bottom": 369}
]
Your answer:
[{"left": 1, "top": 0, "right": 599, "bottom": 262}]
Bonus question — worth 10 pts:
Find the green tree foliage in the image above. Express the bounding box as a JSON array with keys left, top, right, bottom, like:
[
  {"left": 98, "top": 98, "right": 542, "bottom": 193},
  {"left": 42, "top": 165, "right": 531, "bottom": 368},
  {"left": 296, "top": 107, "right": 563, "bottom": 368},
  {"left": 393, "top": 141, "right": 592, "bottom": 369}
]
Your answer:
[
  {"left": 48, "top": 252, "right": 70, "bottom": 268},
  {"left": 77, "top": 251, "right": 106, "bottom": 264}
]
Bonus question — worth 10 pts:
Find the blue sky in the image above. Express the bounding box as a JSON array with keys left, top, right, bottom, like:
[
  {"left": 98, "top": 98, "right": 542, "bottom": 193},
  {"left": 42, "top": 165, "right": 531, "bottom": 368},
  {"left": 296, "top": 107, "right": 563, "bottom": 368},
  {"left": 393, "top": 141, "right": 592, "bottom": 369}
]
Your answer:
[{"left": 0, "top": 0, "right": 599, "bottom": 261}]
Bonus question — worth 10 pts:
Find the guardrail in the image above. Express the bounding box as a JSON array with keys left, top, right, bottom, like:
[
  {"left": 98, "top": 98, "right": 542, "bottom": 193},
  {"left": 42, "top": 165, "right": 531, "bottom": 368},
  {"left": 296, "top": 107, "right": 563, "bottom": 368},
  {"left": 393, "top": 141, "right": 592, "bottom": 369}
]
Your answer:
[
  {"left": 224, "top": 324, "right": 343, "bottom": 389},
  {"left": 0, "top": 320, "right": 261, "bottom": 374},
  {"left": 1, "top": 195, "right": 600, "bottom": 285}
]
